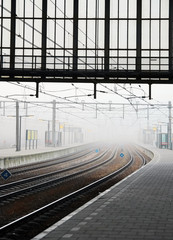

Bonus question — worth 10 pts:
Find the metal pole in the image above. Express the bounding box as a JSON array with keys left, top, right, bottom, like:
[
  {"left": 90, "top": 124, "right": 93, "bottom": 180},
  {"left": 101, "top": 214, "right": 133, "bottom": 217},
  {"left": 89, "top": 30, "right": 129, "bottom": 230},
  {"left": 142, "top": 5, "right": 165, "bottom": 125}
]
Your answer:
[
  {"left": 10, "top": 0, "right": 16, "bottom": 72},
  {"left": 104, "top": 0, "right": 110, "bottom": 78},
  {"left": 19, "top": 116, "right": 22, "bottom": 151},
  {"left": 123, "top": 104, "right": 125, "bottom": 119},
  {"left": 52, "top": 100, "right": 56, "bottom": 147},
  {"left": 95, "top": 104, "right": 98, "bottom": 118},
  {"left": 136, "top": 103, "right": 138, "bottom": 119},
  {"left": 136, "top": 0, "right": 142, "bottom": 78},
  {"left": 16, "top": 101, "right": 20, "bottom": 151},
  {"left": 48, "top": 120, "right": 50, "bottom": 145},
  {"left": 3, "top": 102, "right": 5, "bottom": 116},
  {"left": 169, "top": 0, "right": 173, "bottom": 74},
  {"left": 147, "top": 104, "right": 149, "bottom": 130},
  {"left": 73, "top": 0, "right": 78, "bottom": 80},
  {"left": 168, "top": 101, "right": 172, "bottom": 149}
]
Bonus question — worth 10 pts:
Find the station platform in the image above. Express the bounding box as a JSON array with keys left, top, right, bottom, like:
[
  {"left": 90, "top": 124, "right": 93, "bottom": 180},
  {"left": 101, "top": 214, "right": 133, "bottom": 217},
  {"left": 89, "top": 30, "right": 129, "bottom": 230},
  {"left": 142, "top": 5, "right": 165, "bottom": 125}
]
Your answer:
[
  {"left": 0, "top": 146, "right": 71, "bottom": 158},
  {"left": 32, "top": 148, "right": 173, "bottom": 240},
  {"left": 0, "top": 144, "right": 88, "bottom": 169}
]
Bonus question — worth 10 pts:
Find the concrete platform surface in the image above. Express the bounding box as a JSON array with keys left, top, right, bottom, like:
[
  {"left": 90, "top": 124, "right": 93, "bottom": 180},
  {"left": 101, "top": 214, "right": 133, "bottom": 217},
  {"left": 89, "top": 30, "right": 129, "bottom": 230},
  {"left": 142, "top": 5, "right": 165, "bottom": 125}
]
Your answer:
[
  {"left": 32, "top": 148, "right": 173, "bottom": 240},
  {"left": 0, "top": 146, "right": 74, "bottom": 158},
  {"left": 0, "top": 144, "right": 87, "bottom": 169}
]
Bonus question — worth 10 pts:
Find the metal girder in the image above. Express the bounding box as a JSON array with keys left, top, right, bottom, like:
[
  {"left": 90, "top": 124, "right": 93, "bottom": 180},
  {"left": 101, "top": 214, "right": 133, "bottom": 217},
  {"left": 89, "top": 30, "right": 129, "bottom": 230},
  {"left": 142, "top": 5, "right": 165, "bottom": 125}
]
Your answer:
[
  {"left": 0, "top": 69, "right": 172, "bottom": 78},
  {"left": 104, "top": 0, "right": 110, "bottom": 73},
  {"left": 73, "top": 0, "right": 78, "bottom": 77},
  {"left": 169, "top": 0, "right": 173, "bottom": 73},
  {"left": 0, "top": 0, "right": 173, "bottom": 98},
  {"left": 39, "top": 0, "right": 48, "bottom": 98},
  {"left": 136, "top": 0, "right": 142, "bottom": 77},
  {"left": 10, "top": 0, "right": 16, "bottom": 72}
]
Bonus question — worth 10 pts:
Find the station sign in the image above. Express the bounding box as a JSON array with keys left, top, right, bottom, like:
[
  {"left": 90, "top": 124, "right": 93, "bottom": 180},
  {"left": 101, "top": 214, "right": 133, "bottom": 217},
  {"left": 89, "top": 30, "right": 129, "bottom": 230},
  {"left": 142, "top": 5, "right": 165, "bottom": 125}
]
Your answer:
[{"left": 1, "top": 169, "right": 12, "bottom": 180}]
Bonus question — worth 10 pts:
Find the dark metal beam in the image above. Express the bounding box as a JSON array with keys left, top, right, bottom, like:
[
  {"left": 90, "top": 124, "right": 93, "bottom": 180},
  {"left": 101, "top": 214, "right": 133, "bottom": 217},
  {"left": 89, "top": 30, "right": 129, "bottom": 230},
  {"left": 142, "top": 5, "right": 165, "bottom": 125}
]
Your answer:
[
  {"left": 136, "top": 0, "right": 142, "bottom": 75},
  {"left": 149, "top": 84, "right": 152, "bottom": 100},
  {"left": 1, "top": 76, "right": 173, "bottom": 85},
  {"left": 94, "top": 83, "right": 97, "bottom": 99},
  {"left": 42, "top": 0, "right": 47, "bottom": 72},
  {"left": 40, "top": 0, "right": 47, "bottom": 98},
  {"left": 0, "top": 0, "right": 3, "bottom": 70},
  {"left": 73, "top": 0, "right": 78, "bottom": 75},
  {"left": 105, "top": 0, "right": 110, "bottom": 75},
  {"left": 1, "top": 69, "right": 173, "bottom": 78},
  {"left": 10, "top": 0, "right": 16, "bottom": 71},
  {"left": 169, "top": 0, "right": 173, "bottom": 74}
]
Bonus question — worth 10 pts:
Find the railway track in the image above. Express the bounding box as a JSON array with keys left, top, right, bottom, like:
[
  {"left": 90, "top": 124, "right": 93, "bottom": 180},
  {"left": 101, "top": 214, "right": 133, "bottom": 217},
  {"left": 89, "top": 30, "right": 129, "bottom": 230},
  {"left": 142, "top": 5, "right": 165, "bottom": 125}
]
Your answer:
[
  {"left": 0, "top": 144, "right": 149, "bottom": 240},
  {"left": 1, "top": 143, "right": 98, "bottom": 179},
  {"left": 0, "top": 145, "right": 113, "bottom": 202}
]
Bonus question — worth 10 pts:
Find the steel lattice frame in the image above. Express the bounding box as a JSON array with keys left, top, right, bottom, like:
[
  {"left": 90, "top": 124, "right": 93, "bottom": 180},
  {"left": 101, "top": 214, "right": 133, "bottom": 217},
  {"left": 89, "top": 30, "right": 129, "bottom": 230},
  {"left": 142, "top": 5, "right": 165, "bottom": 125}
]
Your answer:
[{"left": 0, "top": 0, "right": 172, "bottom": 97}]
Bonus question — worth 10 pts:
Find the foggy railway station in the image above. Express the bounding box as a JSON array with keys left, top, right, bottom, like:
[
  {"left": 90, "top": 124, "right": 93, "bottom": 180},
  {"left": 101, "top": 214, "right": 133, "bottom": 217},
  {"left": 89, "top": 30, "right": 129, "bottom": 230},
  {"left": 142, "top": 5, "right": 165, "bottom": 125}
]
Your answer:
[{"left": 1, "top": 0, "right": 173, "bottom": 239}]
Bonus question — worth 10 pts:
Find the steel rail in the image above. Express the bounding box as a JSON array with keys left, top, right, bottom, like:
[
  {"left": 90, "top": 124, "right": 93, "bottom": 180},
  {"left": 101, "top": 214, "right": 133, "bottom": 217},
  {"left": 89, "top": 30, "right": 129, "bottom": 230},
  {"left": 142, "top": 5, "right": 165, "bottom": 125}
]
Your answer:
[
  {"left": 0, "top": 146, "right": 138, "bottom": 237},
  {"left": 8, "top": 145, "right": 96, "bottom": 175},
  {"left": 0, "top": 145, "right": 114, "bottom": 202}
]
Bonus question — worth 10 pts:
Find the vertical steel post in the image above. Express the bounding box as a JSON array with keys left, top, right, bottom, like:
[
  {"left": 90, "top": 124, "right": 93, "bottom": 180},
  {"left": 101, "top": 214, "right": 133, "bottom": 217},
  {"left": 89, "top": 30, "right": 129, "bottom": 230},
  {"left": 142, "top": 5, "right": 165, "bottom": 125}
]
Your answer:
[
  {"left": 10, "top": 0, "right": 16, "bottom": 72},
  {"left": 147, "top": 104, "right": 149, "bottom": 130},
  {"left": 3, "top": 102, "right": 5, "bottom": 116},
  {"left": 136, "top": 0, "right": 142, "bottom": 76},
  {"left": 73, "top": 0, "right": 78, "bottom": 76},
  {"left": 19, "top": 116, "right": 22, "bottom": 151},
  {"left": 169, "top": 0, "right": 173, "bottom": 74},
  {"left": 52, "top": 100, "right": 56, "bottom": 147},
  {"left": 168, "top": 101, "right": 172, "bottom": 149},
  {"left": 105, "top": 0, "right": 110, "bottom": 76},
  {"left": 0, "top": 0, "right": 3, "bottom": 70},
  {"left": 123, "top": 104, "right": 125, "bottom": 119},
  {"left": 41, "top": 0, "right": 47, "bottom": 86},
  {"left": 94, "top": 83, "right": 97, "bottom": 99},
  {"left": 95, "top": 104, "right": 98, "bottom": 118},
  {"left": 16, "top": 101, "right": 20, "bottom": 151},
  {"left": 136, "top": 103, "right": 138, "bottom": 119},
  {"left": 48, "top": 120, "right": 50, "bottom": 146},
  {"left": 148, "top": 84, "right": 152, "bottom": 100}
]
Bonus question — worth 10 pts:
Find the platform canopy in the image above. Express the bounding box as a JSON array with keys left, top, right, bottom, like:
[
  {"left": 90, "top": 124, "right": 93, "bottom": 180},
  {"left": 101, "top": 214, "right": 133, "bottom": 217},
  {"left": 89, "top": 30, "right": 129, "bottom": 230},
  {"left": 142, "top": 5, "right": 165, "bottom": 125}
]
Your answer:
[{"left": 0, "top": 0, "right": 173, "bottom": 97}]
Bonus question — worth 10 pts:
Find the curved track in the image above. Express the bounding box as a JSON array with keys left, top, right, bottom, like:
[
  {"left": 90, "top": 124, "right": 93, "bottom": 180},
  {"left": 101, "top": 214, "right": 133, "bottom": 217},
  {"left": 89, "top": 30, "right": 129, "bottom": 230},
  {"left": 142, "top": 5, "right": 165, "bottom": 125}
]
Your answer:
[{"left": 0, "top": 144, "right": 150, "bottom": 240}]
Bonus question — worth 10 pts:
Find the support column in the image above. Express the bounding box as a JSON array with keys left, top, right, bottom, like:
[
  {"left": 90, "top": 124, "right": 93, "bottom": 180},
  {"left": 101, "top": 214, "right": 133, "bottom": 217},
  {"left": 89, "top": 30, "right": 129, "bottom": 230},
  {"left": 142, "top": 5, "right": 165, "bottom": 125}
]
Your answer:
[
  {"left": 136, "top": 0, "right": 142, "bottom": 77},
  {"left": 169, "top": 0, "right": 173, "bottom": 75},
  {"left": 42, "top": 0, "right": 47, "bottom": 74},
  {"left": 104, "top": 0, "right": 110, "bottom": 76},
  {"left": 16, "top": 101, "right": 20, "bottom": 151},
  {"left": 10, "top": 0, "right": 16, "bottom": 72},
  {"left": 73, "top": 0, "right": 78, "bottom": 77},
  {"left": 52, "top": 100, "right": 56, "bottom": 147},
  {"left": 147, "top": 104, "right": 149, "bottom": 130},
  {"left": 168, "top": 101, "right": 172, "bottom": 149}
]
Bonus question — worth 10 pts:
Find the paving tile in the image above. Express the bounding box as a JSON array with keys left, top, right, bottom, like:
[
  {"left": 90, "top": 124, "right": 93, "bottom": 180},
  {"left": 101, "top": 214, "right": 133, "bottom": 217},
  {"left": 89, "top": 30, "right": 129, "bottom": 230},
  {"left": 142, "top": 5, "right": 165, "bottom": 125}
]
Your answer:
[{"left": 33, "top": 148, "right": 173, "bottom": 240}]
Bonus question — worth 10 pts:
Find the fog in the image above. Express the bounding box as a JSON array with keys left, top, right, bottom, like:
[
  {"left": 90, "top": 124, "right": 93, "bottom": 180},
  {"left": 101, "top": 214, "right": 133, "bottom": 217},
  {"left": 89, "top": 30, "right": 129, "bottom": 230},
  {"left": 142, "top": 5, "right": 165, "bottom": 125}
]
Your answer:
[{"left": 0, "top": 85, "right": 170, "bottom": 149}]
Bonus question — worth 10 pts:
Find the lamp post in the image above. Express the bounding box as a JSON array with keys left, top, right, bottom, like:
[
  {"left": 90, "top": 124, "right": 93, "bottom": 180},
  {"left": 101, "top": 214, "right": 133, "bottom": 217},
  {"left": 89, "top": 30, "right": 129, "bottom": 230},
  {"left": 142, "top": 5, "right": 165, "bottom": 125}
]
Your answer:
[
  {"left": 8, "top": 103, "right": 34, "bottom": 151},
  {"left": 168, "top": 101, "right": 172, "bottom": 150},
  {"left": 39, "top": 119, "right": 51, "bottom": 146}
]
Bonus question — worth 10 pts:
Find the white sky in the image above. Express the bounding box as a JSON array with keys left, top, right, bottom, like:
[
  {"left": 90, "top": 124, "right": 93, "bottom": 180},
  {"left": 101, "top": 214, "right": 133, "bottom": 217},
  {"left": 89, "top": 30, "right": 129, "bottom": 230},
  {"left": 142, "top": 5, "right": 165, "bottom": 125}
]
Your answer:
[{"left": 0, "top": 0, "right": 172, "bottom": 146}]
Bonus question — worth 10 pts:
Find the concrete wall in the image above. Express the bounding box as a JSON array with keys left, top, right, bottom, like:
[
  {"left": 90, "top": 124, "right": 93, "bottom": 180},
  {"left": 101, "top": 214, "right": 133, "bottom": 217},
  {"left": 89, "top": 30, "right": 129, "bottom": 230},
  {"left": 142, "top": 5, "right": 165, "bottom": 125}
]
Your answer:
[{"left": 0, "top": 143, "right": 91, "bottom": 169}]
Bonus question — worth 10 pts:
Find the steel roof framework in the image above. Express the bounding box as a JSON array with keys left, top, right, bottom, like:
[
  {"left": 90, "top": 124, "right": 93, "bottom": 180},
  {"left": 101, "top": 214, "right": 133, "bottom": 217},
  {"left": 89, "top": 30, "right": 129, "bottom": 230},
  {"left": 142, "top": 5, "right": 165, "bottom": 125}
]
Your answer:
[{"left": 0, "top": 0, "right": 172, "bottom": 98}]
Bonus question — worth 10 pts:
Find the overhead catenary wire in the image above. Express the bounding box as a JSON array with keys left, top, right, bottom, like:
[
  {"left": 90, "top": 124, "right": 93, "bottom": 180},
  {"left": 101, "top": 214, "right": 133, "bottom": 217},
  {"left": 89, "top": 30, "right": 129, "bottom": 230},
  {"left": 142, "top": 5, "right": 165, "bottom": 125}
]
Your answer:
[{"left": 0, "top": 1, "right": 170, "bottom": 120}]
